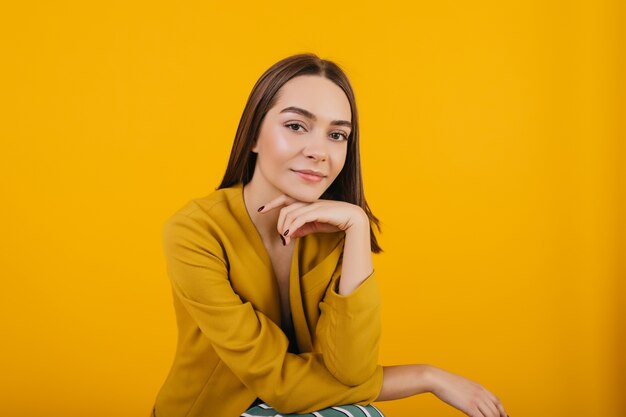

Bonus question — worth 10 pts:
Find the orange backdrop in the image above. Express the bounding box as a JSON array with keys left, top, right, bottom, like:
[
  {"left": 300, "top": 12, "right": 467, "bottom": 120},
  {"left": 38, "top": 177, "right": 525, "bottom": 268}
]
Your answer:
[{"left": 1, "top": 1, "right": 624, "bottom": 416}]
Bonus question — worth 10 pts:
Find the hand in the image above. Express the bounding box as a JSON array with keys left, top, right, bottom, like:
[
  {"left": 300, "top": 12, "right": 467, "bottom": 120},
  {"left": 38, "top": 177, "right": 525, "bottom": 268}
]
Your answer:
[
  {"left": 258, "top": 194, "right": 367, "bottom": 245},
  {"left": 428, "top": 366, "right": 508, "bottom": 417}
]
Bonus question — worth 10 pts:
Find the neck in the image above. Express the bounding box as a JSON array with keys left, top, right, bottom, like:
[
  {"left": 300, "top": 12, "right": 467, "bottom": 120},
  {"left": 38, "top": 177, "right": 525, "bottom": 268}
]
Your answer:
[{"left": 243, "top": 175, "right": 291, "bottom": 248}]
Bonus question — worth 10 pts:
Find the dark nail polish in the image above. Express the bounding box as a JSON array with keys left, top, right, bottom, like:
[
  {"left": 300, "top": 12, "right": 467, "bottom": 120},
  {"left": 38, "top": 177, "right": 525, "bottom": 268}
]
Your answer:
[
  {"left": 280, "top": 235, "right": 286, "bottom": 246},
  {"left": 283, "top": 229, "right": 289, "bottom": 236},
  {"left": 257, "top": 205, "right": 265, "bottom": 212}
]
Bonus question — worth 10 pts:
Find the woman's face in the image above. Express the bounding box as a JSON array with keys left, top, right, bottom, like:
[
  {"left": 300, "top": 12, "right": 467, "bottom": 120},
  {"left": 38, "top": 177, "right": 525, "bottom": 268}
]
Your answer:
[{"left": 251, "top": 75, "right": 352, "bottom": 202}]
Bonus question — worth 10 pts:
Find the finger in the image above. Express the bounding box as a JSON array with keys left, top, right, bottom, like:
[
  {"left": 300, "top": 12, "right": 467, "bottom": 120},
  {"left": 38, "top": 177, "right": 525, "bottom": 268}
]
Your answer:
[
  {"left": 258, "top": 194, "right": 295, "bottom": 214},
  {"left": 481, "top": 388, "right": 506, "bottom": 417},
  {"left": 285, "top": 211, "right": 324, "bottom": 242},
  {"left": 276, "top": 202, "right": 311, "bottom": 238},
  {"left": 495, "top": 401, "right": 507, "bottom": 417},
  {"left": 476, "top": 401, "right": 495, "bottom": 417},
  {"left": 280, "top": 203, "right": 319, "bottom": 236},
  {"left": 482, "top": 387, "right": 499, "bottom": 405},
  {"left": 286, "top": 206, "right": 332, "bottom": 241},
  {"left": 483, "top": 398, "right": 500, "bottom": 417},
  {"left": 467, "top": 406, "right": 486, "bottom": 417}
]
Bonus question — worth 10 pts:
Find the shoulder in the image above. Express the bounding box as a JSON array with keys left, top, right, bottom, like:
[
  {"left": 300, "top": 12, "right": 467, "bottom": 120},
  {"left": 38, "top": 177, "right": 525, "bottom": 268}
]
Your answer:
[
  {"left": 161, "top": 185, "right": 244, "bottom": 250},
  {"left": 164, "top": 186, "right": 240, "bottom": 227}
]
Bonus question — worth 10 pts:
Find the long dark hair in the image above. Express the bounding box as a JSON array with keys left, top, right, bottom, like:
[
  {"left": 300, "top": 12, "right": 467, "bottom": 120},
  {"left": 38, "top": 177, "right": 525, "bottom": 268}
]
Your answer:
[{"left": 218, "top": 53, "right": 383, "bottom": 253}]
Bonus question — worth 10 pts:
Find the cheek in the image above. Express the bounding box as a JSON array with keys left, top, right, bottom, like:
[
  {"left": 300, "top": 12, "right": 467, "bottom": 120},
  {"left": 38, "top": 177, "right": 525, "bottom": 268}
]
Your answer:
[
  {"left": 332, "top": 146, "right": 348, "bottom": 173},
  {"left": 259, "top": 126, "right": 295, "bottom": 162}
]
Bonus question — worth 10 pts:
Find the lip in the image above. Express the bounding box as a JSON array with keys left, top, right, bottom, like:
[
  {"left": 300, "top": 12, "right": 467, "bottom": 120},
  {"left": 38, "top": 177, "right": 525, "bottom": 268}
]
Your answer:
[
  {"left": 291, "top": 169, "right": 326, "bottom": 183},
  {"left": 293, "top": 169, "right": 326, "bottom": 177}
]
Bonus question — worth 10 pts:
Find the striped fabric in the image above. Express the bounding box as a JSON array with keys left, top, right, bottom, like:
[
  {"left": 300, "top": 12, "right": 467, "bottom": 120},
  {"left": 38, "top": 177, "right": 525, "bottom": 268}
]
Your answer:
[{"left": 241, "top": 402, "right": 385, "bottom": 417}]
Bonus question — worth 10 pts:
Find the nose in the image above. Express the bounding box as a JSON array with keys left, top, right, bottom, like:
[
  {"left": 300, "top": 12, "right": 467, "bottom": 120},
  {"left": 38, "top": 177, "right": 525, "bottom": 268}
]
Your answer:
[{"left": 303, "top": 131, "right": 328, "bottom": 161}]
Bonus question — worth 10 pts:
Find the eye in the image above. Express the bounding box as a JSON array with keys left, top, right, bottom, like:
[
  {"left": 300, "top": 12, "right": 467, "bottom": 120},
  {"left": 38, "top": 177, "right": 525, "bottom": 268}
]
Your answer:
[
  {"left": 330, "top": 131, "right": 349, "bottom": 141},
  {"left": 285, "top": 123, "right": 306, "bottom": 132}
]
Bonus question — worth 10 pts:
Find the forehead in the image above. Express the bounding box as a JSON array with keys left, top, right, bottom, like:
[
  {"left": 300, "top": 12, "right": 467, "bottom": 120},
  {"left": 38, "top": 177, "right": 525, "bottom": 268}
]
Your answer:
[{"left": 272, "top": 75, "right": 352, "bottom": 121}]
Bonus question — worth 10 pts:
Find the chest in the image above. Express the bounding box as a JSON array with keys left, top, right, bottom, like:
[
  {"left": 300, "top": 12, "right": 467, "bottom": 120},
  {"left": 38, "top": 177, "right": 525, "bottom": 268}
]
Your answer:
[
  {"left": 226, "top": 232, "right": 343, "bottom": 354},
  {"left": 267, "top": 247, "right": 294, "bottom": 323}
]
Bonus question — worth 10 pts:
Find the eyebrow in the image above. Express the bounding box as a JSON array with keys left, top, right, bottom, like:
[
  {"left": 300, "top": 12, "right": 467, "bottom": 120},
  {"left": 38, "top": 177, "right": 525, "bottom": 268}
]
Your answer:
[{"left": 279, "top": 106, "right": 352, "bottom": 128}]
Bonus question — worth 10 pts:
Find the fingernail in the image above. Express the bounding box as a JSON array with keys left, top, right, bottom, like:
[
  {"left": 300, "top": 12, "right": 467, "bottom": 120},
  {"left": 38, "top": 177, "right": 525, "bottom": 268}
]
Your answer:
[
  {"left": 257, "top": 205, "right": 265, "bottom": 212},
  {"left": 283, "top": 229, "right": 289, "bottom": 236},
  {"left": 280, "top": 235, "right": 286, "bottom": 246}
]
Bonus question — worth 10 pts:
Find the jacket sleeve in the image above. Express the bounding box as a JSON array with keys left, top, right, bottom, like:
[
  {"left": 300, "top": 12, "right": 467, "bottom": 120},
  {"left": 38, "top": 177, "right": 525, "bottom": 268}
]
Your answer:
[
  {"left": 315, "top": 251, "right": 382, "bottom": 386},
  {"left": 162, "top": 211, "right": 383, "bottom": 414}
]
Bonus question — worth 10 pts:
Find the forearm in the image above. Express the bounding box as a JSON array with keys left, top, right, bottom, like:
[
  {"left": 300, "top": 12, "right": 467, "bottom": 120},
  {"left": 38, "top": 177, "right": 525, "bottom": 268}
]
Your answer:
[
  {"left": 377, "top": 364, "right": 510, "bottom": 417},
  {"left": 376, "top": 364, "right": 434, "bottom": 401},
  {"left": 339, "top": 213, "right": 373, "bottom": 295}
]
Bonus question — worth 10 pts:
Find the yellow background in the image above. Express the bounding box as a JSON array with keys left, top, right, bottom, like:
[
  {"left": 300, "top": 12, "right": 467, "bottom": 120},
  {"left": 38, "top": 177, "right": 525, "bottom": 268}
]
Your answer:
[{"left": 1, "top": 1, "right": 623, "bottom": 416}]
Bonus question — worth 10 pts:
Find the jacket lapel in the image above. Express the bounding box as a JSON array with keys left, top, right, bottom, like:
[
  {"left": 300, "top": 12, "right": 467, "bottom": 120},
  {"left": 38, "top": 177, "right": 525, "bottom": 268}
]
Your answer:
[
  {"left": 289, "top": 234, "right": 344, "bottom": 353},
  {"left": 289, "top": 237, "right": 313, "bottom": 352}
]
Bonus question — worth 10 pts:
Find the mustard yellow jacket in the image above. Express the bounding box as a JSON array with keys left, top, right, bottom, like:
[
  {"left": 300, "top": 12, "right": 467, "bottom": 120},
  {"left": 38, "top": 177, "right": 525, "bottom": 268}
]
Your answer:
[{"left": 152, "top": 182, "right": 384, "bottom": 417}]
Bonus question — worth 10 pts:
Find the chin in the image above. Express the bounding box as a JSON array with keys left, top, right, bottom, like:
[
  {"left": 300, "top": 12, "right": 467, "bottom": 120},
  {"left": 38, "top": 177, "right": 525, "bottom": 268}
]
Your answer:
[{"left": 281, "top": 182, "right": 326, "bottom": 203}]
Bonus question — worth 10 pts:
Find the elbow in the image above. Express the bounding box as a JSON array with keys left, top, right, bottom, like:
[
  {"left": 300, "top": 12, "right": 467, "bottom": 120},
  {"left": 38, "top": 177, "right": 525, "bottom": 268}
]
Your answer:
[
  {"left": 254, "top": 380, "right": 305, "bottom": 414},
  {"left": 324, "top": 356, "right": 378, "bottom": 387},
  {"left": 261, "top": 393, "right": 301, "bottom": 414},
  {"left": 263, "top": 397, "right": 288, "bottom": 414},
  {"left": 318, "top": 331, "right": 382, "bottom": 386},
  {"left": 334, "top": 371, "right": 370, "bottom": 387}
]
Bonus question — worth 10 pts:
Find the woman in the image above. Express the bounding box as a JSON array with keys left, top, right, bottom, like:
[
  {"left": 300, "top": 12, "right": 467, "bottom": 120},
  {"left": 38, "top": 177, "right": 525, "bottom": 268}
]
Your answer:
[{"left": 152, "top": 53, "right": 508, "bottom": 417}]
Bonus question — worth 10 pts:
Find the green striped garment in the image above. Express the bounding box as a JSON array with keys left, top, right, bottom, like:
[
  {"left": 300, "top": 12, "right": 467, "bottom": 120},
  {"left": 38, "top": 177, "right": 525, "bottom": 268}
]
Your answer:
[{"left": 241, "top": 402, "right": 385, "bottom": 417}]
